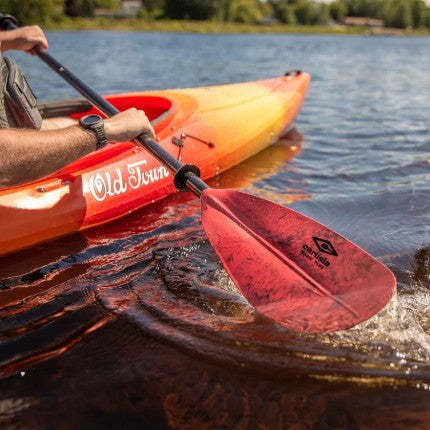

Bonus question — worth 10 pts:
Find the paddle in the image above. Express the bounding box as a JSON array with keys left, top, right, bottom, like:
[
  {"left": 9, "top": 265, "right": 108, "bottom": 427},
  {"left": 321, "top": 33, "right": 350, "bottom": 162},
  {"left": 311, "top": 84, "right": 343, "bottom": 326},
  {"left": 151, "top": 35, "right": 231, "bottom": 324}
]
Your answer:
[{"left": 0, "top": 14, "right": 396, "bottom": 333}]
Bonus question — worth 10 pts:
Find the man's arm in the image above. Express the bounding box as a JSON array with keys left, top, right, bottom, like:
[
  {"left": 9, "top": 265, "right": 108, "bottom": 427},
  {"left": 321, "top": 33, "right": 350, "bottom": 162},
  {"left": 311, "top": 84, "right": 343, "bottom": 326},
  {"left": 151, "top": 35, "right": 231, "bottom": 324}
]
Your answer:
[
  {"left": 0, "top": 108, "right": 155, "bottom": 189},
  {"left": 0, "top": 125, "right": 96, "bottom": 188}
]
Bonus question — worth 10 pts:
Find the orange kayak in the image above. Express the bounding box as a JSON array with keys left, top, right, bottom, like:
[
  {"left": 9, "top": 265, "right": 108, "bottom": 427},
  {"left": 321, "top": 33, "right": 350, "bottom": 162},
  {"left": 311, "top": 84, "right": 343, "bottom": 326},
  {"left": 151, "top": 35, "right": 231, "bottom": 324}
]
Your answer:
[{"left": 0, "top": 72, "right": 310, "bottom": 257}]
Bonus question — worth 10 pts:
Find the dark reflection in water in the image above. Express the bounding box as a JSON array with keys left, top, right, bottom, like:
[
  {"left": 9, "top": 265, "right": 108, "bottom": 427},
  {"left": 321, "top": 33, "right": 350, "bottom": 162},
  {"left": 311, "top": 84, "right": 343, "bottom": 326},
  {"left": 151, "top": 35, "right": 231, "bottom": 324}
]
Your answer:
[
  {"left": 2, "top": 319, "right": 430, "bottom": 430},
  {"left": 2, "top": 33, "right": 430, "bottom": 428}
]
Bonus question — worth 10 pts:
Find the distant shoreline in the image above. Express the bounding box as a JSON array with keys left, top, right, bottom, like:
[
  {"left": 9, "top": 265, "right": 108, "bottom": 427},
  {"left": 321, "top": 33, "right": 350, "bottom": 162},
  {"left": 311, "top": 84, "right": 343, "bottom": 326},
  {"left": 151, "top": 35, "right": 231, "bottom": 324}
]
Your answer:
[{"left": 44, "top": 18, "right": 430, "bottom": 37}]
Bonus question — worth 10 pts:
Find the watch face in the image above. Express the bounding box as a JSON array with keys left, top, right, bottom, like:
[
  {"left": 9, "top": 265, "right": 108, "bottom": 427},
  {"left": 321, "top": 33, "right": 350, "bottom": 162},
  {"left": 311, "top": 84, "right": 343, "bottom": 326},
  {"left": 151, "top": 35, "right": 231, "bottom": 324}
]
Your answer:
[{"left": 81, "top": 114, "right": 102, "bottom": 126}]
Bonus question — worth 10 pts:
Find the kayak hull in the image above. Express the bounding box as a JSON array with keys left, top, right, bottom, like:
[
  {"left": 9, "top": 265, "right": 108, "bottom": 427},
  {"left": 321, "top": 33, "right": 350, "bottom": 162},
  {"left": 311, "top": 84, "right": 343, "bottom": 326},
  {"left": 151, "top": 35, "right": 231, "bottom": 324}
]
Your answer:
[{"left": 0, "top": 73, "right": 310, "bottom": 256}]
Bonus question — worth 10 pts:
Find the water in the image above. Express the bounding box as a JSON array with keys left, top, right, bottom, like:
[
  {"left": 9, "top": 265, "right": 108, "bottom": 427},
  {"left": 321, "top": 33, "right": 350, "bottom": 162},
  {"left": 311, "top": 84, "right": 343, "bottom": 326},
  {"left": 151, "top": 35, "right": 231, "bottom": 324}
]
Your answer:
[{"left": 1, "top": 31, "right": 430, "bottom": 428}]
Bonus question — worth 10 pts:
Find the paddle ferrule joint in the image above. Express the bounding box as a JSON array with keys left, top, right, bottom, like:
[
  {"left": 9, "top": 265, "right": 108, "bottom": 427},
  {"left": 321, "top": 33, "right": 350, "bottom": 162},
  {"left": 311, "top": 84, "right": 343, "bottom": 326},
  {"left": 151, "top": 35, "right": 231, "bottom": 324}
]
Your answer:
[{"left": 174, "top": 164, "right": 201, "bottom": 192}]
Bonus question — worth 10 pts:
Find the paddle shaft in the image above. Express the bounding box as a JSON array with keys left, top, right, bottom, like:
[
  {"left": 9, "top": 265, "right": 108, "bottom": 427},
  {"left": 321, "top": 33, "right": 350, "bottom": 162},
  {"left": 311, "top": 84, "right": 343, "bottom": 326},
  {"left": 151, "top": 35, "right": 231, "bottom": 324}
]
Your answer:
[{"left": 0, "top": 14, "right": 209, "bottom": 197}]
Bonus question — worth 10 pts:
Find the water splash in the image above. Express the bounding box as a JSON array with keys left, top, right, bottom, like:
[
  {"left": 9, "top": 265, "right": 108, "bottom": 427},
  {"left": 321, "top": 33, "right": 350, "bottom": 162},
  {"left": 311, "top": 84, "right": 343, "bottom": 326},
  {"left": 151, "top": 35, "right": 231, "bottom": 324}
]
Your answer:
[{"left": 321, "top": 295, "right": 430, "bottom": 365}]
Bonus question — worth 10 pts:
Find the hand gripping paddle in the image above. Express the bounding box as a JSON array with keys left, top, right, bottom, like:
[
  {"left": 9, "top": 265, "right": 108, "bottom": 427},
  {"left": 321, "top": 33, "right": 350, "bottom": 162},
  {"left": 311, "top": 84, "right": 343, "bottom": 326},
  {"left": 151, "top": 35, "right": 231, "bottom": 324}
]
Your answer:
[{"left": 0, "top": 14, "right": 396, "bottom": 333}]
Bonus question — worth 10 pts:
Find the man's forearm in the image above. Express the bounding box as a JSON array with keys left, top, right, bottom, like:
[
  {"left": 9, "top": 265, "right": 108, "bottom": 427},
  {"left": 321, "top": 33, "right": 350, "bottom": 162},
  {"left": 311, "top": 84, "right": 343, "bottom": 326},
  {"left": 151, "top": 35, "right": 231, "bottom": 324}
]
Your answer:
[{"left": 0, "top": 126, "right": 97, "bottom": 189}]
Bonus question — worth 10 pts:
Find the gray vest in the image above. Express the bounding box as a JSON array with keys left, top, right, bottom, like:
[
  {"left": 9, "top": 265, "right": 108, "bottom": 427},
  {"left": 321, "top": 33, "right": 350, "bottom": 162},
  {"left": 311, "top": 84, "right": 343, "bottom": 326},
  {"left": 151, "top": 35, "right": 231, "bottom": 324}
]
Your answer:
[
  {"left": 0, "top": 53, "right": 10, "bottom": 127},
  {"left": 0, "top": 51, "right": 42, "bottom": 129}
]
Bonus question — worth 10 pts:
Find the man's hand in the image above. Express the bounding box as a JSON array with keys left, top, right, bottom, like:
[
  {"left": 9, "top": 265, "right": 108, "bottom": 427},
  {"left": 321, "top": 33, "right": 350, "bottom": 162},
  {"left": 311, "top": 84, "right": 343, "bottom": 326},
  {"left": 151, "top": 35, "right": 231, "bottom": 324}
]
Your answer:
[
  {"left": 104, "top": 108, "right": 155, "bottom": 142},
  {"left": 0, "top": 26, "right": 49, "bottom": 54}
]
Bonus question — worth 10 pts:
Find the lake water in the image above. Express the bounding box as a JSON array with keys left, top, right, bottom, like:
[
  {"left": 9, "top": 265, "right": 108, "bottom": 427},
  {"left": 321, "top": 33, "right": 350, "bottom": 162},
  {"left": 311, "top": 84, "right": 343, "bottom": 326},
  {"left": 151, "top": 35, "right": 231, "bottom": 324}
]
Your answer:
[{"left": 1, "top": 31, "right": 430, "bottom": 428}]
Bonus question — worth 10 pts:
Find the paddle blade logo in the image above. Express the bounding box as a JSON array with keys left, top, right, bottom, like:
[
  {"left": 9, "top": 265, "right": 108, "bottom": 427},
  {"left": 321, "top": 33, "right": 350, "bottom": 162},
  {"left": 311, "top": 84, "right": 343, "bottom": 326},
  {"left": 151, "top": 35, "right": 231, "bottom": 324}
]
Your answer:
[
  {"left": 301, "top": 237, "right": 338, "bottom": 270},
  {"left": 312, "top": 237, "right": 338, "bottom": 257}
]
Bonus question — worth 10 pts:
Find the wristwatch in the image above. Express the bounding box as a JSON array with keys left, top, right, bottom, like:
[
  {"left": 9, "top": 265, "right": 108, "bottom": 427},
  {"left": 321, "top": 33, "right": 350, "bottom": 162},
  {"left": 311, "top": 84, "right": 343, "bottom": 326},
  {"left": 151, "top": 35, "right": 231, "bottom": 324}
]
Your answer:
[{"left": 79, "top": 114, "right": 109, "bottom": 150}]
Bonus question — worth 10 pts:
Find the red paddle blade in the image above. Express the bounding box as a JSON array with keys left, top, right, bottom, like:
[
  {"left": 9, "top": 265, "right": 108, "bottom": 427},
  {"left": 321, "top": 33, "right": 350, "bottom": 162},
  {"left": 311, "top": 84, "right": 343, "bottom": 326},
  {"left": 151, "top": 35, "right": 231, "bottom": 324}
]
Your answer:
[{"left": 200, "top": 189, "right": 396, "bottom": 334}]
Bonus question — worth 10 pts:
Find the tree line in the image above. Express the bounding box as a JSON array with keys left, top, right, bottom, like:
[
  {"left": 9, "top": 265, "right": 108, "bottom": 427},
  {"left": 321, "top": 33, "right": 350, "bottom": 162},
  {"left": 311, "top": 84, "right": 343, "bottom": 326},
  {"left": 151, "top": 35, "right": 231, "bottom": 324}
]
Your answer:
[{"left": 0, "top": 0, "right": 429, "bottom": 29}]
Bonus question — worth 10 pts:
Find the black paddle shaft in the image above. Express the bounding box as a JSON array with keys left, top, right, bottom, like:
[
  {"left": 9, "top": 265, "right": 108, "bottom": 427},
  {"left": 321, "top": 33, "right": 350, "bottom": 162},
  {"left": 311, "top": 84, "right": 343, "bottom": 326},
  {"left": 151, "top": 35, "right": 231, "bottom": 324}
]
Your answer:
[{"left": 0, "top": 13, "right": 209, "bottom": 197}]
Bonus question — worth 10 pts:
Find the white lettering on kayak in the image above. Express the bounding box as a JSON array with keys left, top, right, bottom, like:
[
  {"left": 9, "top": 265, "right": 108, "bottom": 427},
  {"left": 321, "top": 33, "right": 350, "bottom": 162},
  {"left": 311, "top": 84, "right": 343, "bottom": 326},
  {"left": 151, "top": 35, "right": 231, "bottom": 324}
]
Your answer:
[
  {"left": 128, "top": 160, "right": 148, "bottom": 189},
  {"left": 87, "top": 160, "right": 170, "bottom": 202}
]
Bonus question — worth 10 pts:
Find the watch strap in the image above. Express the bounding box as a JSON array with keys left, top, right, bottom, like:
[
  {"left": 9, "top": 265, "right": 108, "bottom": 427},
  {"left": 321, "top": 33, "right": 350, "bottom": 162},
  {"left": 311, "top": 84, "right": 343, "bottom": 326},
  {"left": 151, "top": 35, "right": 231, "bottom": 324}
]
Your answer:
[{"left": 91, "top": 123, "right": 109, "bottom": 150}]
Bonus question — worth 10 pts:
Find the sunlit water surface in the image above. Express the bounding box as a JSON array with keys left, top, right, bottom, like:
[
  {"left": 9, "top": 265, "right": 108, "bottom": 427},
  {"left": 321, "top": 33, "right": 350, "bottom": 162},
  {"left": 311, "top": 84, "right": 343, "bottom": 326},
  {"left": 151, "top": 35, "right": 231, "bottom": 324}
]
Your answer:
[{"left": 1, "top": 32, "right": 430, "bottom": 428}]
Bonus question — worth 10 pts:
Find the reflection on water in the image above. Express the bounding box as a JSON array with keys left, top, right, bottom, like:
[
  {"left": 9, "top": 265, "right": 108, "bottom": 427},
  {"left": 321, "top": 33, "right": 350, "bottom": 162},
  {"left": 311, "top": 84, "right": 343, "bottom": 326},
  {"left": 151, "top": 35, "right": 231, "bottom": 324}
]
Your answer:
[
  {"left": 2, "top": 32, "right": 430, "bottom": 428},
  {"left": 0, "top": 135, "right": 303, "bottom": 374}
]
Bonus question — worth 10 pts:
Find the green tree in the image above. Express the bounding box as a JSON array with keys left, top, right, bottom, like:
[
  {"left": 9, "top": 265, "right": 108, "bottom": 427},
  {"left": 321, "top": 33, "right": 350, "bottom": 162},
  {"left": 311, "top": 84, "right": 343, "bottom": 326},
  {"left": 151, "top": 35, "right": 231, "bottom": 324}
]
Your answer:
[
  {"left": 257, "top": 0, "right": 274, "bottom": 18},
  {"left": 411, "top": 0, "right": 426, "bottom": 27},
  {"left": 390, "top": 0, "right": 413, "bottom": 28},
  {"left": 342, "top": 0, "right": 385, "bottom": 18},
  {"left": 294, "top": 0, "right": 319, "bottom": 24},
  {"left": 65, "top": 0, "right": 97, "bottom": 17},
  {"left": 275, "top": 4, "right": 297, "bottom": 24},
  {"left": 426, "top": 8, "right": 430, "bottom": 28},
  {"left": 329, "top": 0, "right": 347, "bottom": 22},
  {"left": 0, "top": 0, "right": 11, "bottom": 15},
  {"left": 141, "top": 0, "right": 165, "bottom": 17},
  {"left": 164, "top": 0, "right": 218, "bottom": 20},
  {"left": 65, "top": 0, "right": 79, "bottom": 16},
  {"left": 0, "top": 0, "right": 55, "bottom": 24},
  {"left": 318, "top": 3, "right": 331, "bottom": 24},
  {"left": 218, "top": 0, "right": 238, "bottom": 22},
  {"left": 94, "top": 0, "right": 120, "bottom": 8},
  {"left": 81, "top": 0, "right": 95, "bottom": 16},
  {"left": 226, "top": 0, "right": 265, "bottom": 23}
]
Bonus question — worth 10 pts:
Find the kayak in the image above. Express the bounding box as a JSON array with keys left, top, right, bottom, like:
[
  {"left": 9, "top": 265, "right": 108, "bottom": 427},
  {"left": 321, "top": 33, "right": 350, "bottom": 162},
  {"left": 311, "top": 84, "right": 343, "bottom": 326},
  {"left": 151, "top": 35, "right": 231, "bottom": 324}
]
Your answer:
[{"left": 0, "top": 72, "right": 310, "bottom": 257}]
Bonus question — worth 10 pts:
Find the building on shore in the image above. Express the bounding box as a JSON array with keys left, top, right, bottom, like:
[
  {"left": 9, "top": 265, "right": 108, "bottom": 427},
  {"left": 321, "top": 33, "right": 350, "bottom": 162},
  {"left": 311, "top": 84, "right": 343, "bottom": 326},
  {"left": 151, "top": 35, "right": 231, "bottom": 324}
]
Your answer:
[
  {"left": 343, "top": 17, "right": 385, "bottom": 28},
  {"left": 94, "top": 0, "right": 141, "bottom": 18}
]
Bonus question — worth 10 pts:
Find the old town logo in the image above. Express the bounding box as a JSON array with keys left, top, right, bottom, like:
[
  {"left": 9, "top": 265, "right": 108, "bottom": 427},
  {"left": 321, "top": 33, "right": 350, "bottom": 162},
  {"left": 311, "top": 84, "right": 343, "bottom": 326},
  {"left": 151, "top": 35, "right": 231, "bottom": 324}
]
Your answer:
[
  {"left": 87, "top": 160, "right": 170, "bottom": 202},
  {"left": 301, "top": 237, "right": 338, "bottom": 270}
]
